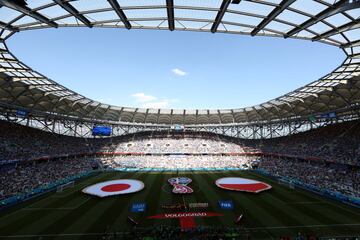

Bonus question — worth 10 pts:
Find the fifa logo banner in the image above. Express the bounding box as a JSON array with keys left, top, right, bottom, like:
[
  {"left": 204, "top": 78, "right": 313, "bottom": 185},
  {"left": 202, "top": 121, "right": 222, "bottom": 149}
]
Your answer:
[
  {"left": 218, "top": 200, "right": 234, "bottom": 210},
  {"left": 168, "top": 177, "right": 193, "bottom": 194},
  {"left": 130, "top": 203, "right": 147, "bottom": 213}
]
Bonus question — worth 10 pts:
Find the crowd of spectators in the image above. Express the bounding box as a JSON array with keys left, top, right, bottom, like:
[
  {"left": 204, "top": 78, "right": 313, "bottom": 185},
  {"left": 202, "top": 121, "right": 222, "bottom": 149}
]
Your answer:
[
  {"left": 1, "top": 119, "right": 360, "bottom": 201},
  {"left": 100, "top": 138, "right": 244, "bottom": 154},
  {"left": 1, "top": 120, "right": 359, "bottom": 166},
  {"left": 0, "top": 158, "right": 95, "bottom": 200},
  {"left": 243, "top": 120, "right": 360, "bottom": 166},
  {"left": 102, "top": 155, "right": 255, "bottom": 170},
  {"left": 258, "top": 157, "right": 360, "bottom": 198},
  {"left": 0, "top": 121, "right": 243, "bottom": 164},
  {"left": 0, "top": 120, "right": 92, "bottom": 162}
]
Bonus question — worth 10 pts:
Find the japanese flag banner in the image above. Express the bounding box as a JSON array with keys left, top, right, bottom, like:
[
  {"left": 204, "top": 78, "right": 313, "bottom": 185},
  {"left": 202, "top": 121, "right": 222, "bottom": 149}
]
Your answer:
[{"left": 82, "top": 179, "right": 145, "bottom": 197}]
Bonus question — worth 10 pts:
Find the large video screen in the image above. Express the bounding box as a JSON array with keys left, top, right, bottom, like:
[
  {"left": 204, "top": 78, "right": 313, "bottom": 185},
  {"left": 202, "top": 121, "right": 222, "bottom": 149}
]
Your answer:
[
  {"left": 16, "top": 109, "right": 28, "bottom": 117},
  {"left": 92, "top": 126, "right": 111, "bottom": 136}
]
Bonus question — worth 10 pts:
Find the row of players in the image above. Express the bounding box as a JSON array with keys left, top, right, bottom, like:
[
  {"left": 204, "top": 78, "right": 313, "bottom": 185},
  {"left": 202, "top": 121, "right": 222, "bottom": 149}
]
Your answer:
[
  {"left": 1, "top": 155, "right": 359, "bottom": 200},
  {"left": 0, "top": 120, "right": 359, "bottom": 166}
]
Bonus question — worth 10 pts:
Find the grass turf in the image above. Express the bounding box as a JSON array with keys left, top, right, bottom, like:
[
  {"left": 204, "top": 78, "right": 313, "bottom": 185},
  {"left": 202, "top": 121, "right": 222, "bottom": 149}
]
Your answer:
[{"left": 0, "top": 170, "right": 359, "bottom": 239}]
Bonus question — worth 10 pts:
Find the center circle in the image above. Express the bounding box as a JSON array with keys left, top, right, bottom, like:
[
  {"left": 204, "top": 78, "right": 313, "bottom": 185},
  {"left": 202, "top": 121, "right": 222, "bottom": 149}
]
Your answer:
[{"left": 101, "top": 183, "right": 131, "bottom": 192}]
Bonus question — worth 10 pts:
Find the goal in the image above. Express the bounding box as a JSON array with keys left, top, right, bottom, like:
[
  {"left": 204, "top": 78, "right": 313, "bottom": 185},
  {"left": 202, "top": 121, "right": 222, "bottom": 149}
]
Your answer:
[
  {"left": 278, "top": 178, "right": 295, "bottom": 189},
  {"left": 56, "top": 181, "right": 75, "bottom": 192}
]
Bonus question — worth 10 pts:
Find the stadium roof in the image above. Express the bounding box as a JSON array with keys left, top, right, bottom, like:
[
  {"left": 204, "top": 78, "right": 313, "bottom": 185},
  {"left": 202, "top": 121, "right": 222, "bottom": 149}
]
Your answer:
[{"left": 0, "top": 0, "right": 359, "bottom": 125}]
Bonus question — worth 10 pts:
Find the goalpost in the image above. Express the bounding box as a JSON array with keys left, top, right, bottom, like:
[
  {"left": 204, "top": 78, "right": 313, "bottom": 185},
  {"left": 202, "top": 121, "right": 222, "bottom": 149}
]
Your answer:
[
  {"left": 56, "top": 181, "right": 75, "bottom": 192},
  {"left": 278, "top": 178, "right": 295, "bottom": 189}
]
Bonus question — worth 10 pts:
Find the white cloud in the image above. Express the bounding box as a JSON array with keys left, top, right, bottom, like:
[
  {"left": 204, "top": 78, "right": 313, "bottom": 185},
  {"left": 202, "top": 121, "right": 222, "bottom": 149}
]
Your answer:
[
  {"left": 130, "top": 93, "right": 179, "bottom": 109},
  {"left": 172, "top": 68, "right": 187, "bottom": 76},
  {"left": 131, "top": 92, "right": 157, "bottom": 102},
  {"left": 141, "top": 100, "right": 171, "bottom": 109}
]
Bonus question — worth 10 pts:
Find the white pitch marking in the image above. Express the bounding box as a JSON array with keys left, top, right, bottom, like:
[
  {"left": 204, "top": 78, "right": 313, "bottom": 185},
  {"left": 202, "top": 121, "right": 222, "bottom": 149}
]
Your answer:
[
  {"left": 24, "top": 197, "right": 90, "bottom": 211},
  {"left": 285, "top": 201, "right": 322, "bottom": 205}
]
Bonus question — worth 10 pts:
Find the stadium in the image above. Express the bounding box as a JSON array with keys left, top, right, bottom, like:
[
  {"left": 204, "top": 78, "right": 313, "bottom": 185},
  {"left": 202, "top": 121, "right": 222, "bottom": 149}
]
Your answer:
[{"left": 0, "top": 0, "right": 360, "bottom": 239}]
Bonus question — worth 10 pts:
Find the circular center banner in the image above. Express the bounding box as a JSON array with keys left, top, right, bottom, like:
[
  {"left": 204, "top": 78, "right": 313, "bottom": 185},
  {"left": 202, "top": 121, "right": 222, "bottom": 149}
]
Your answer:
[
  {"left": 168, "top": 177, "right": 193, "bottom": 194},
  {"left": 82, "top": 179, "right": 144, "bottom": 197}
]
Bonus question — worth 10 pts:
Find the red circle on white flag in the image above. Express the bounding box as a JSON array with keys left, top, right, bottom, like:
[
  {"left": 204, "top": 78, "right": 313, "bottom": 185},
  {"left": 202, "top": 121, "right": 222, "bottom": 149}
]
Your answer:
[
  {"left": 83, "top": 179, "right": 144, "bottom": 197},
  {"left": 215, "top": 177, "right": 271, "bottom": 193},
  {"left": 101, "top": 184, "right": 131, "bottom": 192}
]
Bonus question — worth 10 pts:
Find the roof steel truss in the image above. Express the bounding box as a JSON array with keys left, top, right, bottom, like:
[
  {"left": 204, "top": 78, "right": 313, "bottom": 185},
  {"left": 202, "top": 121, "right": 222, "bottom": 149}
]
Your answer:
[{"left": 0, "top": 0, "right": 358, "bottom": 126}]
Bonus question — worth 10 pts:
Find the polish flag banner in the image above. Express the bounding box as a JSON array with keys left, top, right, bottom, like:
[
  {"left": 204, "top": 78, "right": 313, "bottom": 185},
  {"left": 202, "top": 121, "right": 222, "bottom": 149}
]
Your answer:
[
  {"left": 82, "top": 179, "right": 144, "bottom": 197},
  {"left": 215, "top": 177, "right": 271, "bottom": 193}
]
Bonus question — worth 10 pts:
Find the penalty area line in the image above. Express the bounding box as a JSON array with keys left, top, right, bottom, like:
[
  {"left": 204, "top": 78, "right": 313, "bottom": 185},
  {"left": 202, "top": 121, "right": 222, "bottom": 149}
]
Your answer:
[
  {"left": 284, "top": 201, "right": 322, "bottom": 205},
  {"left": 24, "top": 197, "right": 91, "bottom": 211}
]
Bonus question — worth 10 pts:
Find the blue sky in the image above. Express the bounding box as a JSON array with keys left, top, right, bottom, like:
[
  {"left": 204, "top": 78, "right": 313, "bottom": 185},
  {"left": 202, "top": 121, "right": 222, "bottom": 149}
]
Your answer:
[{"left": 8, "top": 28, "right": 343, "bottom": 109}]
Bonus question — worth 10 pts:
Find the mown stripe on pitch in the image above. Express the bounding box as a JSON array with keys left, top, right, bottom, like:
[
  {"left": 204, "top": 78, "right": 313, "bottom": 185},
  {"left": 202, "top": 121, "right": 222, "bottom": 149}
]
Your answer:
[
  {"left": 247, "top": 171, "right": 357, "bottom": 225},
  {"left": 244, "top": 171, "right": 298, "bottom": 203},
  {"left": 226, "top": 170, "right": 308, "bottom": 237},
  {"left": 176, "top": 171, "right": 207, "bottom": 227},
  {"left": 35, "top": 172, "right": 137, "bottom": 236},
  {"left": 244, "top": 171, "right": 360, "bottom": 236},
  {"left": 210, "top": 171, "right": 277, "bottom": 227},
  {"left": 83, "top": 173, "right": 159, "bottom": 231},
  {"left": 102, "top": 171, "right": 161, "bottom": 231},
  {"left": 191, "top": 172, "right": 232, "bottom": 227},
  {"left": 239, "top": 172, "right": 330, "bottom": 226},
  {"left": 148, "top": 171, "right": 178, "bottom": 228},
  {"left": 2, "top": 172, "right": 109, "bottom": 215},
  {"left": 207, "top": 171, "right": 280, "bottom": 238},
  {"left": 29, "top": 172, "right": 128, "bottom": 236},
  {"left": 159, "top": 171, "right": 177, "bottom": 226},
  {"left": 63, "top": 171, "right": 145, "bottom": 235},
  {"left": 247, "top": 171, "right": 322, "bottom": 203},
  {"left": 242, "top": 171, "right": 352, "bottom": 236},
  {"left": 187, "top": 171, "right": 209, "bottom": 227},
  {"left": 72, "top": 171, "right": 154, "bottom": 237},
  {"left": 165, "top": 171, "right": 180, "bottom": 227},
  {"left": 203, "top": 171, "right": 248, "bottom": 228},
  {"left": 0, "top": 172, "right": 113, "bottom": 236},
  {"left": 281, "top": 181, "right": 360, "bottom": 223},
  {"left": 243, "top": 172, "right": 342, "bottom": 221}
]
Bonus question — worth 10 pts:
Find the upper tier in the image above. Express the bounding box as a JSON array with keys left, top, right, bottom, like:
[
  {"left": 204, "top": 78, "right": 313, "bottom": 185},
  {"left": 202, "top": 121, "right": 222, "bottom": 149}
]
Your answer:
[{"left": 0, "top": 0, "right": 359, "bottom": 124}]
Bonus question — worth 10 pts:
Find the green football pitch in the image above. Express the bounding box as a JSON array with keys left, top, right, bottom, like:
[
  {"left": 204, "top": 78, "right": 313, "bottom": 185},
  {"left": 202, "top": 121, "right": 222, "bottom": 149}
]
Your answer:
[{"left": 0, "top": 170, "right": 360, "bottom": 239}]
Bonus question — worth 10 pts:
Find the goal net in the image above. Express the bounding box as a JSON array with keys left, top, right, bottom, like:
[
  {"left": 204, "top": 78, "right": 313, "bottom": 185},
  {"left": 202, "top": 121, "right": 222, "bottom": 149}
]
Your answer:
[
  {"left": 278, "top": 179, "right": 295, "bottom": 189},
  {"left": 56, "top": 181, "right": 75, "bottom": 192}
]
